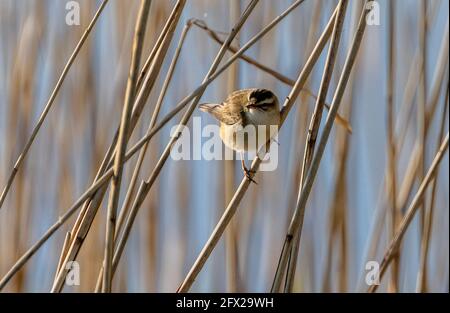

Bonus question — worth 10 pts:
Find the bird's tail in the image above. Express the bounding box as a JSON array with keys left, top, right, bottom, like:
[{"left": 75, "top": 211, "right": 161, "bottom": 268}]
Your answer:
[{"left": 198, "top": 103, "right": 218, "bottom": 113}]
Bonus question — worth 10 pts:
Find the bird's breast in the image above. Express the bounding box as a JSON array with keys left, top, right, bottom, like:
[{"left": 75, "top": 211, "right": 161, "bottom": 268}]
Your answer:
[{"left": 220, "top": 111, "right": 280, "bottom": 152}]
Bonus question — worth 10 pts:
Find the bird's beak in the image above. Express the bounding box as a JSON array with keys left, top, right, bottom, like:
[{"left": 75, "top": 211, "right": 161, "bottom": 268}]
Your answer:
[{"left": 245, "top": 99, "right": 256, "bottom": 111}]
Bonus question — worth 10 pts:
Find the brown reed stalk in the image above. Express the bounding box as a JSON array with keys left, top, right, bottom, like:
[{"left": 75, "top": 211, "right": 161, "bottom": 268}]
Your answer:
[
  {"left": 225, "top": 0, "right": 241, "bottom": 293},
  {"left": 386, "top": 0, "right": 399, "bottom": 293},
  {"left": 368, "top": 133, "right": 449, "bottom": 293},
  {"left": 53, "top": 232, "right": 71, "bottom": 285},
  {"left": 135, "top": 4, "right": 179, "bottom": 93},
  {"left": 102, "top": 0, "right": 152, "bottom": 293},
  {"left": 282, "top": 0, "right": 348, "bottom": 293},
  {"left": 321, "top": 123, "right": 351, "bottom": 292},
  {"left": 321, "top": 1, "right": 363, "bottom": 292},
  {"left": 416, "top": 0, "right": 428, "bottom": 243},
  {"left": 281, "top": 0, "right": 323, "bottom": 292}
]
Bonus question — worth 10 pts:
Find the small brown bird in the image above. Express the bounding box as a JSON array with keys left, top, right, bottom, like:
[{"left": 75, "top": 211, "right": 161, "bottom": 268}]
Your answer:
[{"left": 199, "top": 88, "right": 280, "bottom": 183}]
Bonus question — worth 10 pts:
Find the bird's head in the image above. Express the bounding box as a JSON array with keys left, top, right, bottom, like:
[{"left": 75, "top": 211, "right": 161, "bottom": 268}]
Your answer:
[{"left": 245, "top": 89, "right": 278, "bottom": 113}]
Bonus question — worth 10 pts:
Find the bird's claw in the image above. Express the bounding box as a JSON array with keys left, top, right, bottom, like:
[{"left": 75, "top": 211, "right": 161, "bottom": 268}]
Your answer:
[{"left": 242, "top": 166, "right": 257, "bottom": 184}]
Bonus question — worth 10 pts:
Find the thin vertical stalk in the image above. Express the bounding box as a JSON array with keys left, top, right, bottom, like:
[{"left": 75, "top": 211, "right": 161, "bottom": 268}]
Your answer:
[
  {"left": 386, "top": 0, "right": 399, "bottom": 293},
  {"left": 276, "top": 0, "right": 349, "bottom": 293},
  {"left": 320, "top": 1, "right": 363, "bottom": 292},
  {"left": 225, "top": 0, "right": 241, "bottom": 293},
  {"left": 102, "top": 0, "right": 152, "bottom": 293},
  {"left": 270, "top": 6, "right": 340, "bottom": 292},
  {"left": 416, "top": 0, "right": 428, "bottom": 240},
  {"left": 52, "top": 232, "right": 71, "bottom": 286},
  {"left": 273, "top": 0, "right": 370, "bottom": 294},
  {"left": 283, "top": 1, "right": 325, "bottom": 291}
]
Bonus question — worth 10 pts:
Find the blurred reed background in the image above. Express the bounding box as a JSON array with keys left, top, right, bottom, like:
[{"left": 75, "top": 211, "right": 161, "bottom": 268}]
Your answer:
[{"left": 0, "top": 0, "right": 448, "bottom": 292}]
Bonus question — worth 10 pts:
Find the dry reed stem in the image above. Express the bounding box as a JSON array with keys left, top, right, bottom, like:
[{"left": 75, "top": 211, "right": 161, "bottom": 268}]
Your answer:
[
  {"left": 0, "top": 0, "right": 109, "bottom": 211},
  {"left": 281, "top": 0, "right": 325, "bottom": 292},
  {"left": 277, "top": 0, "right": 348, "bottom": 293},
  {"left": 225, "top": 0, "right": 241, "bottom": 293},
  {"left": 102, "top": 0, "right": 152, "bottom": 293},
  {"left": 177, "top": 0, "right": 339, "bottom": 292},
  {"left": 135, "top": 3, "right": 181, "bottom": 93},
  {"left": 416, "top": 0, "right": 428, "bottom": 240},
  {"left": 53, "top": 232, "right": 71, "bottom": 285},
  {"left": 386, "top": 0, "right": 399, "bottom": 293},
  {"left": 368, "top": 133, "right": 449, "bottom": 293},
  {"left": 320, "top": 1, "right": 363, "bottom": 292},
  {"left": 128, "top": 1, "right": 187, "bottom": 134}
]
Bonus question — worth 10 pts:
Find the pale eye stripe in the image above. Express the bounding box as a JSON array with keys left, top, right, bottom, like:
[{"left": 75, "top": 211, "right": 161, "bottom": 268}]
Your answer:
[{"left": 255, "top": 98, "right": 274, "bottom": 106}]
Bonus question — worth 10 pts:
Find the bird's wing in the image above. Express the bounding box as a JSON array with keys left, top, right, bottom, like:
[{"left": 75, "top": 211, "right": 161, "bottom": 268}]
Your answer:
[{"left": 199, "top": 102, "right": 243, "bottom": 125}]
